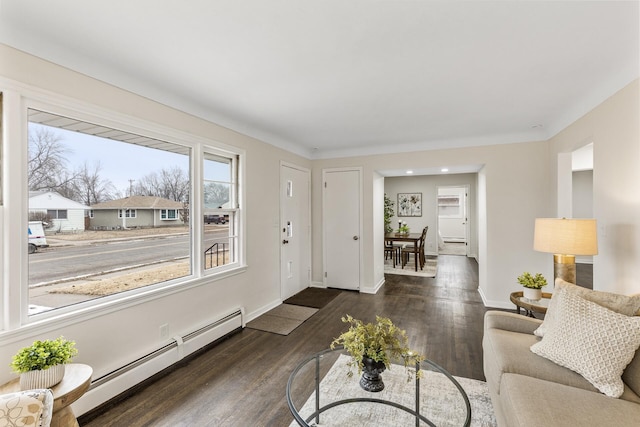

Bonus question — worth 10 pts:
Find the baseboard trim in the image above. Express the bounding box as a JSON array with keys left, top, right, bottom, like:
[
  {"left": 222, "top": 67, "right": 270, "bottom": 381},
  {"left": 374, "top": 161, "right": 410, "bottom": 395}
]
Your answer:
[{"left": 77, "top": 326, "right": 242, "bottom": 425}]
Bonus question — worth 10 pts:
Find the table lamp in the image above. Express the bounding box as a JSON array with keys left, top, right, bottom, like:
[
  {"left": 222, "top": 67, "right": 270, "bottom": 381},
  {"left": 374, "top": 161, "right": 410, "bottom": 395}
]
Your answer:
[{"left": 533, "top": 218, "right": 598, "bottom": 285}]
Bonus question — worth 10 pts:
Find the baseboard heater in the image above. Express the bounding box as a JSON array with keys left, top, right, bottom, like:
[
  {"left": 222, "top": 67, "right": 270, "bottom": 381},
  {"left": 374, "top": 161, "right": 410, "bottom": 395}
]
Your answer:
[{"left": 76, "top": 307, "right": 244, "bottom": 416}]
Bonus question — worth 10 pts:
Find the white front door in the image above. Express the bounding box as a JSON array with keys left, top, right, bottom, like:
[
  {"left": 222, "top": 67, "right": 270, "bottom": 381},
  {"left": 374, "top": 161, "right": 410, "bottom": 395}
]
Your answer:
[
  {"left": 280, "top": 163, "right": 311, "bottom": 300},
  {"left": 323, "top": 168, "right": 361, "bottom": 290}
]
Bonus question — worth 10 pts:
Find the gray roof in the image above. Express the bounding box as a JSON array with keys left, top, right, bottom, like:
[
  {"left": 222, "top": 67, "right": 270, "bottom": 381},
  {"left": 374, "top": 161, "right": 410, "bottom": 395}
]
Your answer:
[{"left": 91, "top": 196, "right": 183, "bottom": 210}]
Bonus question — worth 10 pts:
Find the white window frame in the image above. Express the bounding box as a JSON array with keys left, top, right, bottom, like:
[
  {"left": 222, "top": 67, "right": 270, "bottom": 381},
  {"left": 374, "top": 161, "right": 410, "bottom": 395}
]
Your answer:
[
  {"left": 0, "top": 79, "right": 246, "bottom": 330},
  {"left": 201, "top": 150, "right": 242, "bottom": 274},
  {"left": 47, "top": 209, "right": 68, "bottom": 219},
  {"left": 160, "top": 209, "right": 177, "bottom": 220},
  {"left": 118, "top": 209, "right": 137, "bottom": 219}
]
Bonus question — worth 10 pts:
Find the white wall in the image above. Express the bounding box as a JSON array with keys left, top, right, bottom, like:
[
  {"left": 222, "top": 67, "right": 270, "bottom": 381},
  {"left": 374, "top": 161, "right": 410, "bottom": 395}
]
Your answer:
[
  {"left": 550, "top": 79, "right": 640, "bottom": 294},
  {"left": 0, "top": 44, "right": 311, "bottom": 410},
  {"left": 372, "top": 172, "right": 385, "bottom": 291},
  {"left": 572, "top": 170, "right": 593, "bottom": 218}
]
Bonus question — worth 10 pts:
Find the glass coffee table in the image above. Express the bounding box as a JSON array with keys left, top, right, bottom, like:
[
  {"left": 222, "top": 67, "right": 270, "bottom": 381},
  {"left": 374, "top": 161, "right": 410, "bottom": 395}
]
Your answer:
[{"left": 287, "top": 347, "right": 471, "bottom": 426}]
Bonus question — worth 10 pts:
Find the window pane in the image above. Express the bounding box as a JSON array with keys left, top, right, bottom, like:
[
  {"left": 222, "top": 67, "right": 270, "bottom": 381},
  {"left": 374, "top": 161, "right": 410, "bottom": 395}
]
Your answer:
[
  {"left": 204, "top": 155, "right": 231, "bottom": 209},
  {"left": 202, "top": 153, "right": 236, "bottom": 271},
  {"left": 27, "top": 110, "right": 192, "bottom": 315}
]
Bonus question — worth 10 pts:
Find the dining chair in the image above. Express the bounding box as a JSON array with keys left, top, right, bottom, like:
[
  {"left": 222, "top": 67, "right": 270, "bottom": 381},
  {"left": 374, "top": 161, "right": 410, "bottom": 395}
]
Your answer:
[
  {"left": 401, "top": 226, "right": 428, "bottom": 269},
  {"left": 384, "top": 240, "right": 401, "bottom": 267}
]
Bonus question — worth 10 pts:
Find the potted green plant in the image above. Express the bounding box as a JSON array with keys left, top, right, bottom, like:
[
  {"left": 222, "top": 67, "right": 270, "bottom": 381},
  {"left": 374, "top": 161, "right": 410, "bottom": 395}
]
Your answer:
[
  {"left": 517, "top": 272, "right": 547, "bottom": 301},
  {"left": 384, "top": 194, "right": 395, "bottom": 233},
  {"left": 330, "top": 315, "right": 423, "bottom": 392},
  {"left": 397, "top": 221, "right": 410, "bottom": 234},
  {"left": 11, "top": 336, "right": 78, "bottom": 390}
]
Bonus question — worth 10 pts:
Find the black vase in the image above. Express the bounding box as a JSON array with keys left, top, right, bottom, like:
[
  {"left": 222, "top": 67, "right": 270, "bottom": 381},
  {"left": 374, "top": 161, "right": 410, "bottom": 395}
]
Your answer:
[{"left": 360, "top": 357, "right": 386, "bottom": 392}]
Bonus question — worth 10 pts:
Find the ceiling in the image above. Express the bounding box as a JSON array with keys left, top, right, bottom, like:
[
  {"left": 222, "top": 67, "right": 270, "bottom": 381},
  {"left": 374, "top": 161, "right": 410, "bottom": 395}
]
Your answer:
[{"left": 1, "top": 1, "right": 638, "bottom": 160}]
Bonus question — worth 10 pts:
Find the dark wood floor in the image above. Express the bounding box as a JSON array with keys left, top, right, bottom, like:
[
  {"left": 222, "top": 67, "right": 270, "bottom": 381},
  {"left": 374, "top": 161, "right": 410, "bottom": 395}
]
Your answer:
[{"left": 80, "top": 255, "right": 486, "bottom": 426}]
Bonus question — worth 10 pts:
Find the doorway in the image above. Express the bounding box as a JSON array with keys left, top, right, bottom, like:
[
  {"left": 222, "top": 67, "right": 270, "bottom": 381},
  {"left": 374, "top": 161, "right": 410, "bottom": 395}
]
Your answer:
[
  {"left": 437, "top": 185, "right": 469, "bottom": 256},
  {"left": 323, "top": 167, "right": 362, "bottom": 290},
  {"left": 280, "top": 163, "right": 311, "bottom": 300}
]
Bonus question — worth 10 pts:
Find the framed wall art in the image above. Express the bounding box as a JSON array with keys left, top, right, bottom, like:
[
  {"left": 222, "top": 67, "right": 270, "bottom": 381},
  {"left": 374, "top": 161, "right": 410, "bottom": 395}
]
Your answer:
[{"left": 397, "top": 193, "right": 422, "bottom": 217}]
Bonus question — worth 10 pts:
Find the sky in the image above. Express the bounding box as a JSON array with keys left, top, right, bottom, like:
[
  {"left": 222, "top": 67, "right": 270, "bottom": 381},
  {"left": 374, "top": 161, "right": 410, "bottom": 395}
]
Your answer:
[{"left": 30, "top": 123, "right": 227, "bottom": 195}]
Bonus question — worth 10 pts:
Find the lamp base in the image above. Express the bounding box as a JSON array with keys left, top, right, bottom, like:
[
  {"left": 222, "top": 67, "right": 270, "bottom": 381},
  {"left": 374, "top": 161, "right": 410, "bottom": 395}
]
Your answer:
[{"left": 553, "top": 254, "right": 576, "bottom": 285}]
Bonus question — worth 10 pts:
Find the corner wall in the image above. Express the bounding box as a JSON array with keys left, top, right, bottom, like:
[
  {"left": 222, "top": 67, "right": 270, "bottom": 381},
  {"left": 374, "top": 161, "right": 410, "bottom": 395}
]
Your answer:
[{"left": 550, "top": 79, "right": 640, "bottom": 294}]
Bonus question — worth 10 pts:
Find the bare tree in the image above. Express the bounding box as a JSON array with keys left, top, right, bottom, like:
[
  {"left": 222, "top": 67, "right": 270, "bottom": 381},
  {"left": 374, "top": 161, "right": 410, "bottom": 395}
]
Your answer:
[
  {"left": 28, "top": 126, "right": 77, "bottom": 191},
  {"left": 134, "top": 166, "right": 189, "bottom": 202},
  {"left": 204, "top": 182, "right": 229, "bottom": 208},
  {"left": 74, "top": 161, "right": 116, "bottom": 206}
]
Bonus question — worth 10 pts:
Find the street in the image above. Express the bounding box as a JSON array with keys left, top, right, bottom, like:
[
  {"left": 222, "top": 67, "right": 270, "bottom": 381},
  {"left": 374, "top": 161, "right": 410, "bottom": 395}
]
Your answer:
[{"left": 29, "top": 229, "right": 229, "bottom": 286}]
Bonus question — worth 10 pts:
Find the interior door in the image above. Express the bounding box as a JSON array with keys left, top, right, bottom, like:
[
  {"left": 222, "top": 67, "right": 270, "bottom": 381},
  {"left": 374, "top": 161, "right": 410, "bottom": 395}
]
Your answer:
[
  {"left": 323, "top": 168, "right": 361, "bottom": 290},
  {"left": 280, "top": 163, "right": 311, "bottom": 300}
]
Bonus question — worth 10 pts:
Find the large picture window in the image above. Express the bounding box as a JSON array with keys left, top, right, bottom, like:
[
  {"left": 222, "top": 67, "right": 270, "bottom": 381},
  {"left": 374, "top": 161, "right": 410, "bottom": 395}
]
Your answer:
[{"left": 24, "top": 108, "right": 242, "bottom": 317}]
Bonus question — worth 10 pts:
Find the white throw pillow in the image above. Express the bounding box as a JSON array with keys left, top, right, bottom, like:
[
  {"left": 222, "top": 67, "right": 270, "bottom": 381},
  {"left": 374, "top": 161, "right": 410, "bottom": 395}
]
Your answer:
[
  {"left": 0, "top": 389, "right": 53, "bottom": 427},
  {"left": 534, "top": 278, "right": 640, "bottom": 338},
  {"left": 530, "top": 288, "right": 640, "bottom": 398}
]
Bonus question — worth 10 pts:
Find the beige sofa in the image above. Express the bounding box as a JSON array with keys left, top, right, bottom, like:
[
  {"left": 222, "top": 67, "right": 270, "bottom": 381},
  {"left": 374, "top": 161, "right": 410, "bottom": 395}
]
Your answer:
[{"left": 483, "top": 280, "right": 640, "bottom": 426}]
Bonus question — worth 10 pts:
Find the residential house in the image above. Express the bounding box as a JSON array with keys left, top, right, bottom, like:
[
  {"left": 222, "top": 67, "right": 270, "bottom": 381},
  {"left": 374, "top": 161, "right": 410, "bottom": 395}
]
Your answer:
[
  {"left": 28, "top": 191, "right": 89, "bottom": 232},
  {"left": 0, "top": 2, "right": 638, "bottom": 420},
  {"left": 89, "top": 196, "right": 185, "bottom": 229}
]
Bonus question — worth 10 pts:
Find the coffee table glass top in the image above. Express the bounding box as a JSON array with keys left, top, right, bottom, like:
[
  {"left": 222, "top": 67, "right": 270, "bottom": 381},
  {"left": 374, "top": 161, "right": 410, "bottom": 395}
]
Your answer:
[{"left": 287, "top": 347, "right": 471, "bottom": 426}]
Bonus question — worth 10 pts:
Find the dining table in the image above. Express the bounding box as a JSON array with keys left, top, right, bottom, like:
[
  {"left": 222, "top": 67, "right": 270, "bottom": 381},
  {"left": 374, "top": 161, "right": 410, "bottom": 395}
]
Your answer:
[{"left": 384, "top": 232, "right": 422, "bottom": 271}]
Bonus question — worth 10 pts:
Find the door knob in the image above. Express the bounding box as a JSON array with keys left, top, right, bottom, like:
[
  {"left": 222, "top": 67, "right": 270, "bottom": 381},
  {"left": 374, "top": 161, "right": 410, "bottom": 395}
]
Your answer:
[
  {"left": 353, "top": 236, "right": 359, "bottom": 240},
  {"left": 283, "top": 239, "right": 289, "bottom": 244}
]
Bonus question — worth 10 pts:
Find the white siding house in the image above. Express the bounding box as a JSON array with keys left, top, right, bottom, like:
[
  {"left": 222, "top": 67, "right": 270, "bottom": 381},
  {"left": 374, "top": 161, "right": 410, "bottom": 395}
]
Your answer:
[{"left": 28, "top": 191, "right": 90, "bottom": 232}]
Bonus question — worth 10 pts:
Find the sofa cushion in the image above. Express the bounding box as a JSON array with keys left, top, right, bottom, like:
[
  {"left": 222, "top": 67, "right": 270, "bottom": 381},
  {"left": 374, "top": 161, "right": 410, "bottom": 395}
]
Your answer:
[
  {"left": 499, "top": 374, "right": 640, "bottom": 427},
  {"left": 483, "top": 326, "right": 599, "bottom": 396},
  {"left": 534, "top": 278, "right": 640, "bottom": 337},
  {"left": 531, "top": 288, "right": 640, "bottom": 397},
  {"left": 623, "top": 345, "right": 640, "bottom": 397}
]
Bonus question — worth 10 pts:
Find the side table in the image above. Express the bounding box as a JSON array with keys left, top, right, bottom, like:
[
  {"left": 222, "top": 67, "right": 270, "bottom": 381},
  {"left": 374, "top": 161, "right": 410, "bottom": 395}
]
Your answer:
[
  {"left": 510, "top": 291, "right": 552, "bottom": 318},
  {"left": 0, "top": 363, "right": 92, "bottom": 427}
]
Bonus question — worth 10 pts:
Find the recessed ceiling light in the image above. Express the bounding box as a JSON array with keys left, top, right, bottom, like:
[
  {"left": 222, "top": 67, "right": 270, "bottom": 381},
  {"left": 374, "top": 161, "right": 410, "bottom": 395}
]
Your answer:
[
  {"left": 441, "top": 168, "right": 449, "bottom": 173},
  {"left": 406, "top": 170, "right": 413, "bottom": 174}
]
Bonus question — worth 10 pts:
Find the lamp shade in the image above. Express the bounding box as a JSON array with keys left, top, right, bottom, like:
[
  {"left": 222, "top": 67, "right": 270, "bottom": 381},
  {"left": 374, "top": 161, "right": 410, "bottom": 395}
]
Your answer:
[{"left": 533, "top": 218, "right": 598, "bottom": 256}]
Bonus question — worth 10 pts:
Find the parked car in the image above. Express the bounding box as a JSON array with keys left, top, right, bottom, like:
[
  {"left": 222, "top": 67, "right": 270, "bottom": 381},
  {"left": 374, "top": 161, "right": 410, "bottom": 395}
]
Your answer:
[{"left": 204, "top": 215, "right": 227, "bottom": 225}]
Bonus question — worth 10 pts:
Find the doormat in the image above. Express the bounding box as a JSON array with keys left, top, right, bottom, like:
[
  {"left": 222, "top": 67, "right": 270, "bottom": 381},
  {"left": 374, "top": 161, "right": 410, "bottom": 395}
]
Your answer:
[
  {"left": 246, "top": 304, "right": 318, "bottom": 336},
  {"left": 284, "top": 287, "right": 342, "bottom": 309}
]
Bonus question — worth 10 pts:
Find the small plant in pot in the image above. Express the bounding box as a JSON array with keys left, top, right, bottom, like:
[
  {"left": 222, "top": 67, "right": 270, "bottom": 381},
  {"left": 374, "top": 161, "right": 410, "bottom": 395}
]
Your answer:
[
  {"left": 517, "top": 272, "right": 547, "bottom": 301},
  {"left": 330, "top": 315, "right": 423, "bottom": 392},
  {"left": 11, "top": 336, "right": 78, "bottom": 390}
]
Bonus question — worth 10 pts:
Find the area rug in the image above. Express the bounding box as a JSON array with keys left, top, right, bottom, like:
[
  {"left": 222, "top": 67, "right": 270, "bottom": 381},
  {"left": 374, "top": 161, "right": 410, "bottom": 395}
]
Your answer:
[
  {"left": 384, "top": 257, "right": 437, "bottom": 278},
  {"left": 284, "top": 287, "right": 342, "bottom": 309},
  {"left": 290, "top": 354, "right": 496, "bottom": 427},
  {"left": 246, "top": 304, "right": 318, "bottom": 335}
]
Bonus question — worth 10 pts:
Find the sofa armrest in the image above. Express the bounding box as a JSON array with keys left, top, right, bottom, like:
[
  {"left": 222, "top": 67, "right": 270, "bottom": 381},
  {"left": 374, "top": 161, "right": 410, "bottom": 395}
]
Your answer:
[{"left": 484, "top": 310, "right": 542, "bottom": 335}]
